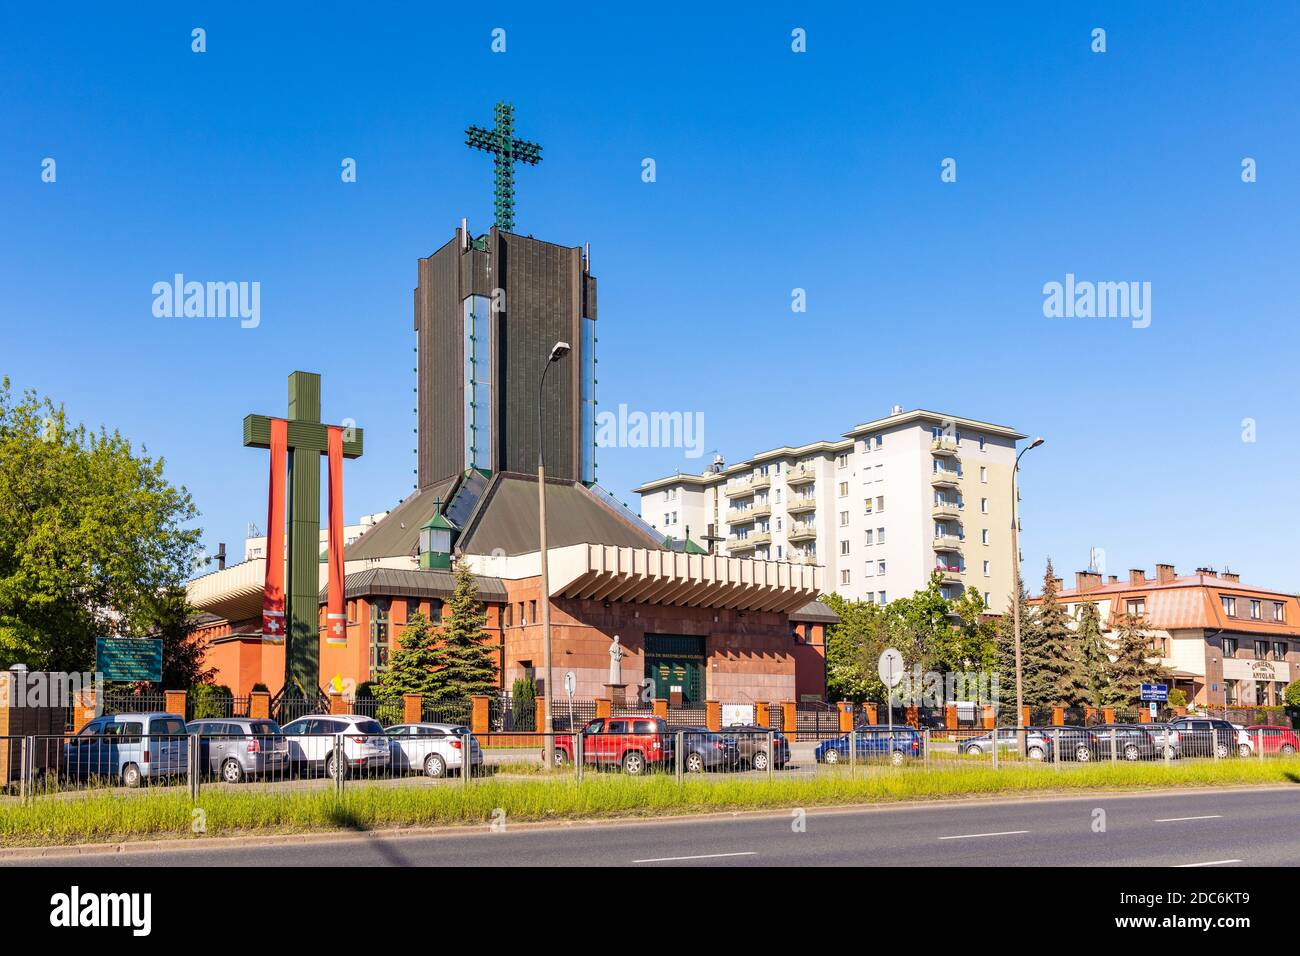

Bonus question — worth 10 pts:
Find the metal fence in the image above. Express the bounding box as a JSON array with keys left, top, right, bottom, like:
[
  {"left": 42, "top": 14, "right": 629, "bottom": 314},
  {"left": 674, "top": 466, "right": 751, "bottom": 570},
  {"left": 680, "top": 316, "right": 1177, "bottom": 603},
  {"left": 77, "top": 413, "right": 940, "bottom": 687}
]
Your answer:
[{"left": 4, "top": 721, "right": 1297, "bottom": 801}]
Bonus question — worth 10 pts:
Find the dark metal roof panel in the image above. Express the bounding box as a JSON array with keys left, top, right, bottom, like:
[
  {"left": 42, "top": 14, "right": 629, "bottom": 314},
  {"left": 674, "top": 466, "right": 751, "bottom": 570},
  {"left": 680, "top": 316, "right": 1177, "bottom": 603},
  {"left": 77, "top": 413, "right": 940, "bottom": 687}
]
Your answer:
[
  {"left": 789, "top": 599, "right": 840, "bottom": 624},
  {"left": 342, "top": 477, "right": 458, "bottom": 562}
]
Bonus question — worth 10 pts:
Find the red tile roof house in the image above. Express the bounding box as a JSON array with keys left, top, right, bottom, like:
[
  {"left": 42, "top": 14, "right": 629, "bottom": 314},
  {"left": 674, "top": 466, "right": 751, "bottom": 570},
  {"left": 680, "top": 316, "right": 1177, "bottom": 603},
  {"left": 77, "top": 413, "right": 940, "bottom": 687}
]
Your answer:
[{"left": 1031, "top": 564, "right": 1300, "bottom": 710}]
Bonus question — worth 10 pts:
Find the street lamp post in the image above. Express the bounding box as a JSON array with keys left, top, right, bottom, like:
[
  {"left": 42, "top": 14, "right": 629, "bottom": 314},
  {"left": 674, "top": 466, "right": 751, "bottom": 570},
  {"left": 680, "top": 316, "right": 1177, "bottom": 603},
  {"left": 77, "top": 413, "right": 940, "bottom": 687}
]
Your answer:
[
  {"left": 1012, "top": 437, "right": 1044, "bottom": 731},
  {"left": 538, "top": 341, "right": 570, "bottom": 771}
]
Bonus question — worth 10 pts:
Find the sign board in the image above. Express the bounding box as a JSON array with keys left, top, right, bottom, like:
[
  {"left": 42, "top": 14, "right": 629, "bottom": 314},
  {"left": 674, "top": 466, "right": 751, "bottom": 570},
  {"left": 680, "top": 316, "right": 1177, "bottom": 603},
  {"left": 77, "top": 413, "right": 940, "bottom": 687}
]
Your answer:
[
  {"left": 878, "top": 648, "right": 904, "bottom": 688},
  {"left": 722, "top": 703, "right": 755, "bottom": 728},
  {"left": 1140, "top": 683, "right": 1168, "bottom": 702},
  {"left": 563, "top": 671, "right": 575, "bottom": 697},
  {"left": 1149, "top": 701, "right": 1158, "bottom": 719},
  {"left": 95, "top": 637, "right": 163, "bottom": 683}
]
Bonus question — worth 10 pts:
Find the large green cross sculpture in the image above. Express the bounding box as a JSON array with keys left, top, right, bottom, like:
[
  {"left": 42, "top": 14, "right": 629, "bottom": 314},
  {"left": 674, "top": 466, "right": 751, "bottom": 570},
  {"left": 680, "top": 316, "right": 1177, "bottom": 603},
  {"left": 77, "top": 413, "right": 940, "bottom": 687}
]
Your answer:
[
  {"left": 465, "top": 101, "right": 543, "bottom": 231},
  {"left": 244, "top": 371, "right": 363, "bottom": 695}
]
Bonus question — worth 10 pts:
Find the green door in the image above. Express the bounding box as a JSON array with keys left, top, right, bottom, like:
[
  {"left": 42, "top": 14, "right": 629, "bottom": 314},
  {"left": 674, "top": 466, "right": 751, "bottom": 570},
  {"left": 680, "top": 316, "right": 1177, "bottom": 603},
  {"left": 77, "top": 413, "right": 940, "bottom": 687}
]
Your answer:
[{"left": 644, "top": 657, "right": 703, "bottom": 705}]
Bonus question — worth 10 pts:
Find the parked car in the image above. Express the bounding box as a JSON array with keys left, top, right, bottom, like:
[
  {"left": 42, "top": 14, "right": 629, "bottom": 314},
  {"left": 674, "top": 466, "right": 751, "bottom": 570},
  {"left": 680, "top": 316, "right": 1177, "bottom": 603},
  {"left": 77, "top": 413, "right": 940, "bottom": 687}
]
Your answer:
[
  {"left": 63, "top": 713, "right": 189, "bottom": 787},
  {"left": 280, "top": 715, "right": 391, "bottom": 778},
  {"left": 1036, "top": 726, "right": 1106, "bottom": 762},
  {"left": 722, "top": 724, "right": 790, "bottom": 771},
  {"left": 957, "top": 727, "right": 1054, "bottom": 760},
  {"left": 550, "top": 717, "right": 673, "bottom": 775},
  {"left": 814, "top": 726, "right": 922, "bottom": 766},
  {"left": 187, "top": 718, "right": 289, "bottom": 783},
  {"left": 672, "top": 726, "right": 738, "bottom": 772},
  {"left": 1165, "top": 717, "right": 1245, "bottom": 758},
  {"left": 1090, "top": 724, "right": 1177, "bottom": 761},
  {"left": 1245, "top": 725, "right": 1300, "bottom": 755},
  {"left": 386, "top": 723, "right": 483, "bottom": 777}
]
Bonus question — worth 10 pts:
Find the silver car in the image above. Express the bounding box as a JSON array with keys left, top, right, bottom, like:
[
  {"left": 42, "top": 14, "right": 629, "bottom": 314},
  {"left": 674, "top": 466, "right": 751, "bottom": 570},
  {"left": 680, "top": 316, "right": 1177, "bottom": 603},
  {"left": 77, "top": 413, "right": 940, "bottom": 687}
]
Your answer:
[
  {"left": 188, "top": 718, "right": 290, "bottom": 783},
  {"left": 387, "top": 723, "right": 483, "bottom": 777},
  {"left": 958, "top": 727, "right": 1054, "bottom": 760}
]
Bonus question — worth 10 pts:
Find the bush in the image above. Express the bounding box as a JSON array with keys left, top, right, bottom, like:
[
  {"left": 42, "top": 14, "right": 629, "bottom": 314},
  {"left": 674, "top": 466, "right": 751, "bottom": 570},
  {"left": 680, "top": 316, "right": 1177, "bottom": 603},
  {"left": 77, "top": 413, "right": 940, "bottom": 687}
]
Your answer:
[
  {"left": 1285, "top": 681, "right": 1300, "bottom": 709},
  {"left": 1167, "top": 688, "right": 1187, "bottom": 708},
  {"left": 190, "top": 683, "right": 233, "bottom": 719},
  {"left": 512, "top": 676, "right": 536, "bottom": 702}
]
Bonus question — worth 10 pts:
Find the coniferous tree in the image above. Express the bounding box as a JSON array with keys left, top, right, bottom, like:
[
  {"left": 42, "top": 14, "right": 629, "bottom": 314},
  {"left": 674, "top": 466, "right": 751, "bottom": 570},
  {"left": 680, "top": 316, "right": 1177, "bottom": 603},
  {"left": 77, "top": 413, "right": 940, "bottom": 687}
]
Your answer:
[
  {"left": 429, "top": 556, "right": 498, "bottom": 699},
  {"left": 1075, "top": 601, "right": 1111, "bottom": 707},
  {"left": 994, "top": 582, "right": 1035, "bottom": 715},
  {"left": 373, "top": 610, "right": 443, "bottom": 704},
  {"left": 1035, "top": 560, "right": 1089, "bottom": 706},
  {"left": 1105, "top": 612, "right": 1170, "bottom": 707}
]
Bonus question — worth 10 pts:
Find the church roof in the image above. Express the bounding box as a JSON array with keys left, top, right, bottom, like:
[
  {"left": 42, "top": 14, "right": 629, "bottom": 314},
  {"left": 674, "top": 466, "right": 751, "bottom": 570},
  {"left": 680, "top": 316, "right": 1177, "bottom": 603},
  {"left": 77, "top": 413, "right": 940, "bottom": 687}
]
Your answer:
[
  {"left": 342, "top": 476, "right": 458, "bottom": 562},
  {"left": 318, "top": 566, "right": 507, "bottom": 603},
  {"left": 457, "top": 472, "right": 665, "bottom": 556}
]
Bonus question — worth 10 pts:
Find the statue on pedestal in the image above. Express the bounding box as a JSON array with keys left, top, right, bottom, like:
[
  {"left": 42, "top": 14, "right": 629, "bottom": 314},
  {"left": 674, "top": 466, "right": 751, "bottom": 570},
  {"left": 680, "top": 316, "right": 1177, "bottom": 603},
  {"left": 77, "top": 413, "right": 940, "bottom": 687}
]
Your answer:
[{"left": 605, "top": 635, "right": 627, "bottom": 706}]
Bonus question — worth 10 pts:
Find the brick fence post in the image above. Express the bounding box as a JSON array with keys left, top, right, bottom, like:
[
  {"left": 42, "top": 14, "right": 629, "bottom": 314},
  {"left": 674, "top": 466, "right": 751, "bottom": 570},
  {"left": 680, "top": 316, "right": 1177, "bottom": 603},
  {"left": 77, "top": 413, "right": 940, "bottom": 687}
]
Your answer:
[
  {"left": 533, "top": 695, "right": 547, "bottom": 734},
  {"left": 1103, "top": 708, "right": 1115, "bottom": 723},
  {"left": 755, "top": 701, "right": 771, "bottom": 727},
  {"left": 782, "top": 701, "right": 796, "bottom": 734},
  {"left": 73, "top": 687, "right": 97, "bottom": 732},
  {"left": 330, "top": 693, "right": 348, "bottom": 715},
  {"left": 249, "top": 691, "right": 270, "bottom": 720},
  {"left": 595, "top": 698, "right": 612, "bottom": 719},
  {"left": 982, "top": 705, "right": 996, "bottom": 730},
  {"left": 706, "top": 700, "right": 721, "bottom": 732},
  {"left": 1051, "top": 707, "right": 1064, "bottom": 726},
  {"left": 1021, "top": 706, "right": 1030, "bottom": 727},
  {"left": 165, "top": 689, "right": 187, "bottom": 718},
  {"left": 1084, "top": 706, "right": 1096, "bottom": 724},
  {"left": 837, "top": 700, "right": 854, "bottom": 733},
  {"left": 408, "top": 694, "right": 427, "bottom": 726},
  {"left": 905, "top": 705, "right": 919, "bottom": 728},
  {"left": 469, "top": 695, "right": 489, "bottom": 734},
  {"left": 945, "top": 704, "right": 958, "bottom": 729},
  {"left": 652, "top": 698, "right": 668, "bottom": 720},
  {"left": 864, "top": 703, "right": 878, "bottom": 724}
]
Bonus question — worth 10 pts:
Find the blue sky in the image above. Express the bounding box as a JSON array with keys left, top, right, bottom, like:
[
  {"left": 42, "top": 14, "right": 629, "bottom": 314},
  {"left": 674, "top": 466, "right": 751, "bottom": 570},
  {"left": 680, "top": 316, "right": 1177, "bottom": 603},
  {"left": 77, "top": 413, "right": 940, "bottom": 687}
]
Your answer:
[{"left": 3, "top": 3, "right": 1298, "bottom": 591}]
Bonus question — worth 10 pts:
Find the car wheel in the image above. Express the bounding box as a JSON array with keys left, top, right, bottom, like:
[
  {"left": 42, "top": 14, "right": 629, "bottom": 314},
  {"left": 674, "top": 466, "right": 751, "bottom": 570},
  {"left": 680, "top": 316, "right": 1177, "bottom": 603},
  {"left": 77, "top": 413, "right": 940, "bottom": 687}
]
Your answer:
[
  {"left": 121, "top": 764, "right": 141, "bottom": 788},
  {"left": 966, "top": 745, "right": 983, "bottom": 756},
  {"left": 890, "top": 750, "right": 905, "bottom": 766},
  {"left": 326, "top": 753, "right": 346, "bottom": 780},
  {"left": 686, "top": 752, "right": 705, "bottom": 773},
  {"left": 221, "top": 758, "right": 244, "bottom": 784},
  {"left": 622, "top": 751, "right": 646, "bottom": 776},
  {"left": 552, "top": 748, "right": 569, "bottom": 766},
  {"left": 1123, "top": 744, "right": 1140, "bottom": 762},
  {"left": 1282, "top": 744, "right": 1296, "bottom": 755},
  {"left": 424, "top": 754, "right": 446, "bottom": 778},
  {"left": 1075, "top": 745, "right": 1091, "bottom": 762},
  {"left": 1238, "top": 744, "right": 1252, "bottom": 758},
  {"left": 752, "top": 750, "right": 769, "bottom": 772},
  {"left": 1027, "top": 747, "right": 1045, "bottom": 761},
  {"left": 1214, "top": 743, "right": 1230, "bottom": 759},
  {"left": 823, "top": 748, "right": 840, "bottom": 765}
]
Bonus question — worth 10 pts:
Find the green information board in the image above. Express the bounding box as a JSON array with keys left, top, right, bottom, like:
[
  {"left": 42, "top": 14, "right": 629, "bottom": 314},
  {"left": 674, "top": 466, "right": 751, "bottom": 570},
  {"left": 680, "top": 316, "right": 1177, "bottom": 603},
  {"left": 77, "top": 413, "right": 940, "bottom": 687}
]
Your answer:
[{"left": 95, "top": 637, "right": 163, "bottom": 682}]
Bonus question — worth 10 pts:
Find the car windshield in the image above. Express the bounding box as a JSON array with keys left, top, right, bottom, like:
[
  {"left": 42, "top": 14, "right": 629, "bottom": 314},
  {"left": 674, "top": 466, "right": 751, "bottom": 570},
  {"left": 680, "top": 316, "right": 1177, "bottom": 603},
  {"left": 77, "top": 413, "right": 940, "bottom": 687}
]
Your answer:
[{"left": 354, "top": 720, "right": 384, "bottom": 735}]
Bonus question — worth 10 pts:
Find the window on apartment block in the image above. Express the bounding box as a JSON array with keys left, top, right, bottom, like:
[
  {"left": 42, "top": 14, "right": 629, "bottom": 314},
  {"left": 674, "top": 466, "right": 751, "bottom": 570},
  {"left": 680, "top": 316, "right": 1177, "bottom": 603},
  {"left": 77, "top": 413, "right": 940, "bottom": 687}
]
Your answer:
[
  {"left": 876, "top": 495, "right": 885, "bottom": 512},
  {"left": 863, "top": 499, "right": 873, "bottom": 515},
  {"left": 875, "top": 526, "right": 884, "bottom": 544},
  {"left": 1274, "top": 602, "right": 1286, "bottom": 622},
  {"left": 864, "top": 529, "right": 873, "bottom": 545},
  {"left": 1222, "top": 596, "right": 1237, "bottom": 617},
  {"left": 1222, "top": 636, "right": 1239, "bottom": 657},
  {"left": 838, "top": 481, "right": 849, "bottom": 497},
  {"left": 864, "top": 562, "right": 875, "bottom": 576},
  {"left": 840, "top": 570, "right": 851, "bottom": 586},
  {"left": 979, "top": 435, "right": 986, "bottom": 451},
  {"left": 839, "top": 511, "right": 849, "bottom": 527},
  {"left": 529, "top": 599, "right": 537, "bottom": 623},
  {"left": 980, "top": 466, "right": 987, "bottom": 483},
  {"left": 981, "top": 529, "right": 990, "bottom": 545},
  {"left": 983, "top": 591, "right": 991, "bottom": 608},
  {"left": 878, "top": 591, "right": 887, "bottom": 603},
  {"left": 840, "top": 540, "right": 850, "bottom": 556},
  {"left": 980, "top": 497, "right": 989, "bottom": 514},
  {"left": 875, "top": 464, "right": 883, "bottom": 481},
  {"left": 982, "top": 560, "right": 990, "bottom": 577},
  {"left": 1126, "top": 599, "right": 1145, "bottom": 617},
  {"left": 877, "top": 559, "right": 886, "bottom": 575},
  {"left": 837, "top": 453, "right": 848, "bottom": 469},
  {"left": 1250, "top": 599, "right": 1261, "bottom": 620},
  {"left": 1254, "top": 640, "right": 1268, "bottom": 659}
]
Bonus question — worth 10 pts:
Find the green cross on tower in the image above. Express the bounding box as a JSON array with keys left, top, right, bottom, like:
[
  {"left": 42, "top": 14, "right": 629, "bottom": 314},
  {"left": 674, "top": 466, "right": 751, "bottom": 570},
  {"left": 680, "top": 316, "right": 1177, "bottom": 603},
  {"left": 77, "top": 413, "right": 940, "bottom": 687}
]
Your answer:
[
  {"left": 244, "top": 371, "right": 363, "bottom": 695},
  {"left": 465, "top": 101, "right": 543, "bottom": 232}
]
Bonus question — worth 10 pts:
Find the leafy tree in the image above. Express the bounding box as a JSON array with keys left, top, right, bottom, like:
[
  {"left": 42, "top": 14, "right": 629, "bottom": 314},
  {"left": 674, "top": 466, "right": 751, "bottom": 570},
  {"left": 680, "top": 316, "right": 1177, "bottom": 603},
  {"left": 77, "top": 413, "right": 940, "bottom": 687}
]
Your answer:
[
  {"left": 886, "top": 571, "right": 965, "bottom": 674},
  {"left": 428, "top": 556, "right": 498, "bottom": 699},
  {"left": 1105, "top": 612, "right": 1169, "bottom": 707},
  {"left": 952, "top": 586, "right": 998, "bottom": 672},
  {"left": 821, "top": 592, "right": 887, "bottom": 703},
  {"left": 1075, "top": 601, "right": 1111, "bottom": 707},
  {"left": 1284, "top": 680, "right": 1300, "bottom": 710},
  {"left": 373, "top": 610, "right": 443, "bottom": 703},
  {"left": 0, "top": 378, "right": 201, "bottom": 672}
]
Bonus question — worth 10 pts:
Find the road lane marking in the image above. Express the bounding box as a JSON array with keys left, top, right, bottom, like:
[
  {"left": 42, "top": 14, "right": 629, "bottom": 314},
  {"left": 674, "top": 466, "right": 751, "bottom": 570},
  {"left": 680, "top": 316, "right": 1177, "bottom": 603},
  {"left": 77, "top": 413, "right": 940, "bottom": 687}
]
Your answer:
[
  {"left": 938, "top": 830, "right": 1029, "bottom": 840},
  {"left": 632, "top": 851, "right": 757, "bottom": 863},
  {"left": 1174, "top": 859, "right": 1241, "bottom": 868},
  {"left": 1155, "top": 814, "right": 1222, "bottom": 823}
]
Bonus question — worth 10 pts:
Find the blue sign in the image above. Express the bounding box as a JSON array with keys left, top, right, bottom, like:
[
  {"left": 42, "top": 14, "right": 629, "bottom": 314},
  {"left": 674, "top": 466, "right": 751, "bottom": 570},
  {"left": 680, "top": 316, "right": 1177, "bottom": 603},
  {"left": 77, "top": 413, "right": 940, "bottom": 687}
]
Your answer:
[
  {"left": 95, "top": 637, "right": 163, "bottom": 682},
  {"left": 1140, "top": 683, "right": 1168, "bottom": 702}
]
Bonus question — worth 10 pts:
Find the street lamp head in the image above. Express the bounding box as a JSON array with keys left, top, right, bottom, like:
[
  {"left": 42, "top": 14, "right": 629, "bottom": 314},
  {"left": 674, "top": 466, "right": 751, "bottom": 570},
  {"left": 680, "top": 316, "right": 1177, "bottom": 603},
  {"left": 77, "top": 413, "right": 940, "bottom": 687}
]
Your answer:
[
  {"left": 1029, "top": 436, "right": 1045, "bottom": 449},
  {"left": 548, "top": 341, "right": 571, "bottom": 363}
]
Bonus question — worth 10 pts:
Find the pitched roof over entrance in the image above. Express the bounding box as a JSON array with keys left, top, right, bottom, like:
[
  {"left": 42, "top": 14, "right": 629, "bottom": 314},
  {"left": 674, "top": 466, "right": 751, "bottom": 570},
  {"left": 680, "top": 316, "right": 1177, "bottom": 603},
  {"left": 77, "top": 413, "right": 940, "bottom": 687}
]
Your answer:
[{"left": 342, "top": 476, "right": 458, "bottom": 562}]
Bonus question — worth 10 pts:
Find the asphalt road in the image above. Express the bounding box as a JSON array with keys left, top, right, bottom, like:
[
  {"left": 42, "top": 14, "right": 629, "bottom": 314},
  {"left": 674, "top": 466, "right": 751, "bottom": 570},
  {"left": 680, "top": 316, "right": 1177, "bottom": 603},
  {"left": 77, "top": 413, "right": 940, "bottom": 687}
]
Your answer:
[{"left": 6, "top": 786, "right": 1299, "bottom": 867}]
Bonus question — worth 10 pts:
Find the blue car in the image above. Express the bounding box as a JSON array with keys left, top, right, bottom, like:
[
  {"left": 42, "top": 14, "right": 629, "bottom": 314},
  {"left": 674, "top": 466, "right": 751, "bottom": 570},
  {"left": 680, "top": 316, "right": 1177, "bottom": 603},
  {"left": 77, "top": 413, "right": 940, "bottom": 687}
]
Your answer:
[
  {"left": 814, "top": 726, "right": 923, "bottom": 766},
  {"left": 63, "top": 712, "right": 190, "bottom": 787}
]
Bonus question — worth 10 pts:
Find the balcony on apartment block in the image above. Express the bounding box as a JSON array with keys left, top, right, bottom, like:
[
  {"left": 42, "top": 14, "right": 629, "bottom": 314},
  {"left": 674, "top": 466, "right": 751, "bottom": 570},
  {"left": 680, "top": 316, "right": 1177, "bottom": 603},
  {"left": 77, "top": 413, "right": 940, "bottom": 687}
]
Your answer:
[
  {"left": 788, "top": 523, "right": 817, "bottom": 543},
  {"left": 727, "top": 536, "right": 756, "bottom": 552},
  {"left": 935, "top": 564, "right": 964, "bottom": 584},
  {"left": 931, "top": 438, "right": 960, "bottom": 458},
  {"left": 786, "top": 463, "right": 817, "bottom": 485},
  {"left": 933, "top": 534, "right": 964, "bottom": 553},
  {"left": 931, "top": 500, "right": 963, "bottom": 520},
  {"left": 788, "top": 551, "right": 819, "bottom": 566},
  {"left": 727, "top": 507, "right": 757, "bottom": 525},
  {"left": 930, "top": 469, "right": 961, "bottom": 489},
  {"left": 787, "top": 495, "right": 817, "bottom": 514}
]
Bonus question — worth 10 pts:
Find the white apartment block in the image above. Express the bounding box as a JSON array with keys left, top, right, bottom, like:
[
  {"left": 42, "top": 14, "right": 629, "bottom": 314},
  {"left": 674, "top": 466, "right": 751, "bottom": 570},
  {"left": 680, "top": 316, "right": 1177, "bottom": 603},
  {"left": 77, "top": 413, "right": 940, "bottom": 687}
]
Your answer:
[{"left": 635, "top": 408, "right": 1027, "bottom": 613}]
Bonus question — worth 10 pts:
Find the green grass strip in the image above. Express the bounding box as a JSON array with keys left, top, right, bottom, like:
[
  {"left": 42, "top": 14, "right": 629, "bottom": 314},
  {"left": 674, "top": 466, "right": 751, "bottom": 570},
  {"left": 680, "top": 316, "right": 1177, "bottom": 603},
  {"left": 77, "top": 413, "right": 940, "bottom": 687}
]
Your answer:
[{"left": 2, "top": 758, "right": 1297, "bottom": 848}]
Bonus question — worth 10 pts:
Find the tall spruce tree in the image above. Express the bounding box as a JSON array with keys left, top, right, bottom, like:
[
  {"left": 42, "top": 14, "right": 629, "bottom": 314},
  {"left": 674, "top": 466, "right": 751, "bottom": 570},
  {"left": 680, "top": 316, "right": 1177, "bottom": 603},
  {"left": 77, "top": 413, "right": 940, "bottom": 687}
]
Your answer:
[
  {"left": 373, "top": 610, "right": 443, "bottom": 703},
  {"left": 429, "top": 556, "right": 498, "bottom": 699},
  {"left": 994, "top": 581, "right": 1035, "bottom": 715},
  {"left": 1075, "top": 601, "right": 1111, "bottom": 707},
  {"left": 1035, "top": 560, "right": 1089, "bottom": 706},
  {"left": 1105, "top": 612, "right": 1169, "bottom": 707}
]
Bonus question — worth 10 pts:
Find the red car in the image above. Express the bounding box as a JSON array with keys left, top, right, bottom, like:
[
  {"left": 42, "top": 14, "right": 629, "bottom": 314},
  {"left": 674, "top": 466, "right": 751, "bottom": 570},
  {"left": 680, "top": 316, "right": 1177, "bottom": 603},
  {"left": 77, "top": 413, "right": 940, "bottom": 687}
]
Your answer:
[
  {"left": 1245, "top": 725, "right": 1299, "bottom": 755},
  {"left": 548, "top": 716, "right": 673, "bottom": 775}
]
